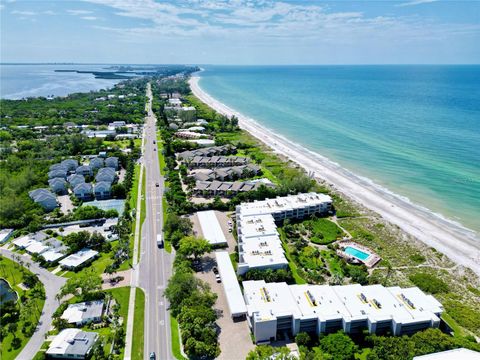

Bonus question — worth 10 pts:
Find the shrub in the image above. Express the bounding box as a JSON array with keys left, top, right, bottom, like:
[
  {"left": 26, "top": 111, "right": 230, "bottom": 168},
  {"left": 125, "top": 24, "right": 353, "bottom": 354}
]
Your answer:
[{"left": 409, "top": 273, "right": 448, "bottom": 294}]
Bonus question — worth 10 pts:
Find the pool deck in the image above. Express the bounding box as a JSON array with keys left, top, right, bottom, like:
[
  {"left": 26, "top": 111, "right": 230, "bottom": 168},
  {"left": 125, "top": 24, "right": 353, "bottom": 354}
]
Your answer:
[{"left": 337, "top": 241, "right": 381, "bottom": 268}]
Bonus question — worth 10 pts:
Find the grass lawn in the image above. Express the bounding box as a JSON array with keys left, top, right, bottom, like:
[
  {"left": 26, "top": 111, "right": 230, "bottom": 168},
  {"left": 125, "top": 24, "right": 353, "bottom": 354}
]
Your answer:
[
  {"left": 170, "top": 314, "right": 187, "bottom": 360},
  {"left": 126, "top": 164, "right": 142, "bottom": 267},
  {"left": 157, "top": 131, "right": 166, "bottom": 175},
  {"left": 138, "top": 167, "right": 146, "bottom": 262},
  {"left": 162, "top": 196, "right": 172, "bottom": 253},
  {"left": 31, "top": 341, "right": 51, "bottom": 360},
  {"left": 62, "top": 250, "right": 116, "bottom": 278},
  {"left": 132, "top": 288, "right": 145, "bottom": 360},
  {"left": 229, "top": 252, "right": 237, "bottom": 269},
  {"left": 105, "top": 286, "right": 131, "bottom": 358},
  {"left": 0, "top": 256, "right": 46, "bottom": 360},
  {"left": 308, "top": 218, "right": 344, "bottom": 244}
]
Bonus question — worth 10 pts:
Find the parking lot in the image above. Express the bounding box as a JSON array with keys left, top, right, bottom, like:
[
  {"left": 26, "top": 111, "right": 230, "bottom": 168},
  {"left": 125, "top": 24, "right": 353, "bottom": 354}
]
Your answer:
[{"left": 195, "top": 253, "right": 255, "bottom": 360}]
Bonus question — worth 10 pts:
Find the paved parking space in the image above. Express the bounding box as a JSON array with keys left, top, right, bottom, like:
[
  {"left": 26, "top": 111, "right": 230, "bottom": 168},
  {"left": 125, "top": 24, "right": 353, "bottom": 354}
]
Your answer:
[
  {"left": 58, "top": 194, "right": 74, "bottom": 214},
  {"left": 196, "top": 254, "right": 255, "bottom": 360}
]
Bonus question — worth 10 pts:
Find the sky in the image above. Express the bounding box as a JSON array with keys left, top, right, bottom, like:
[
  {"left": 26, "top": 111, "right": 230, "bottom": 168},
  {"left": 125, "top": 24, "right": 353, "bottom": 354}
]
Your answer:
[{"left": 1, "top": 0, "right": 479, "bottom": 64}]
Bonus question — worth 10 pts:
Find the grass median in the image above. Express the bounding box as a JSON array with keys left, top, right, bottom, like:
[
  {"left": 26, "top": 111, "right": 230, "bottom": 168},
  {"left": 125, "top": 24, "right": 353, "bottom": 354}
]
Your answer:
[
  {"left": 132, "top": 288, "right": 145, "bottom": 360},
  {"left": 170, "top": 314, "right": 187, "bottom": 360}
]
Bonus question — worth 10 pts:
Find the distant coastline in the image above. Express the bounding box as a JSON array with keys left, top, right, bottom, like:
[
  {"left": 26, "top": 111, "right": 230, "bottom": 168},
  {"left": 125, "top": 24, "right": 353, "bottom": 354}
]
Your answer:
[{"left": 189, "top": 74, "right": 480, "bottom": 276}]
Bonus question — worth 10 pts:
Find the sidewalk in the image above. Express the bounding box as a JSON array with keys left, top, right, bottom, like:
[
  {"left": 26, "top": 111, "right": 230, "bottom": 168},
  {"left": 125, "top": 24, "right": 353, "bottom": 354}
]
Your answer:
[{"left": 124, "top": 95, "right": 147, "bottom": 360}]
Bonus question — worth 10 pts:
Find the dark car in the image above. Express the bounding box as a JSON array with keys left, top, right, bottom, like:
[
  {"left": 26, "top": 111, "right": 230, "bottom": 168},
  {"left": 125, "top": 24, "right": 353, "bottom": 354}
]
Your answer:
[
  {"left": 212, "top": 266, "right": 219, "bottom": 274},
  {"left": 155, "top": 183, "right": 159, "bottom": 187},
  {"left": 149, "top": 352, "right": 156, "bottom": 360}
]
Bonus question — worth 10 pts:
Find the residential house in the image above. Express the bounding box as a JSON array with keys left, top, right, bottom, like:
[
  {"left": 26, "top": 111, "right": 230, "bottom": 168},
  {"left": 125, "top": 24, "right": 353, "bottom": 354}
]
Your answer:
[
  {"left": 59, "top": 248, "right": 98, "bottom": 269},
  {"left": 60, "top": 159, "right": 78, "bottom": 172},
  {"left": 105, "top": 156, "right": 119, "bottom": 170},
  {"left": 46, "top": 328, "right": 98, "bottom": 359},
  {"left": 48, "top": 169, "right": 68, "bottom": 180},
  {"left": 67, "top": 174, "right": 85, "bottom": 188},
  {"left": 95, "top": 167, "right": 117, "bottom": 183},
  {"left": 50, "top": 163, "right": 68, "bottom": 172},
  {"left": 94, "top": 181, "right": 112, "bottom": 200},
  {"left": 108, "top": 121, "right": 126, "bottom": 128},
  {"left": 49, "top": 178, "right": 68, "bottom": 195},
  {"left": 76, "top": 165, "right": 93, "bottom": 177},
  {"left": 89, "top": 157, "right": 104, "bottom": 170},
  {"left": 29, "top": 188, "right": 58, "bottom": 211},
  {"left": 61, "top": 300, "right": 104, "bottom": 326},
  {"left": 74, "top": 183, "right": 93, "bottom": 201}
]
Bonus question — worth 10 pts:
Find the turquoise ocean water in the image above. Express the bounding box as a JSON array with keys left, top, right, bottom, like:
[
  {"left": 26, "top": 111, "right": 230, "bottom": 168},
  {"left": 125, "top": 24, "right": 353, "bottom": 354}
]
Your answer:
[{"left": 198, "top": 66, "right": 480, "bottom": 234}]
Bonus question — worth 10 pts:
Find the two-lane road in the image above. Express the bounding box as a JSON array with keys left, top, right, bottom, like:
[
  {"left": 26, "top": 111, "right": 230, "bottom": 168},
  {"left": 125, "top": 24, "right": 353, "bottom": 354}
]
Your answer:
[{"left": 139, "top": 83, "right": 174, "bottom": 360}]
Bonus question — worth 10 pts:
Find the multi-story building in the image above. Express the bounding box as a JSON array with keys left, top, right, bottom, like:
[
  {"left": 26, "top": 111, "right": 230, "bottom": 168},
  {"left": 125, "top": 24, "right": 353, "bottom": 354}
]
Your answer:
[
  {"left": 235, "top": 193, "right": 332, "bottom": 275},
  {"left": 243, "top": 280, "right": 444, "bottom": 343}
]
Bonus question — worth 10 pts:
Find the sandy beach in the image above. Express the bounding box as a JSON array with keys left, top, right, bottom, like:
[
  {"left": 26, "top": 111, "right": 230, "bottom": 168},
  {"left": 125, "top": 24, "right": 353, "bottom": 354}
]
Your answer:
[{"left": 189, "top": 75, "right": 480, "bottom": 276}]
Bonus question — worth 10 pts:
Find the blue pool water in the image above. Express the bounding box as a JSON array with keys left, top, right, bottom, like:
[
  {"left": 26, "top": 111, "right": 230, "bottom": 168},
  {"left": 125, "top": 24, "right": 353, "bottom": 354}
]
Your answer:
[{"left": 344, "top": 246, "right": 370, "bottom": 261}]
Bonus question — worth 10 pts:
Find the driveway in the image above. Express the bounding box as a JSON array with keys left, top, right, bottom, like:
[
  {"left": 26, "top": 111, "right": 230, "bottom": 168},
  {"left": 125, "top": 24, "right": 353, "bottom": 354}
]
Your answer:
[
  {"left": 195, "top": 254, "right": 254, "bottom": 360},
  {"left": 0, "top": 248, "right": 67, "bottom": 360}
]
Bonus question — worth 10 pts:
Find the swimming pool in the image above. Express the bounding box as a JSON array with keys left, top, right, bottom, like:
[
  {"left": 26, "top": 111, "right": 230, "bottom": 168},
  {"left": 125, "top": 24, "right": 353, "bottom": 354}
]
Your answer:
[{"left": 344, "top": 246, "right": 370, "bottom": 261}]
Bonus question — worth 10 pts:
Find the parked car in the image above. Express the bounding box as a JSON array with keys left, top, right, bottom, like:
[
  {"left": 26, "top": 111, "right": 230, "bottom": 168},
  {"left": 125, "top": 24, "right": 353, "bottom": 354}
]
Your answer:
[
  {"left": 212, "top": 266, "right": 219, "bottom": 274},
  {"left": 215, "top": 274, "right": 221, "bottom": 283}
]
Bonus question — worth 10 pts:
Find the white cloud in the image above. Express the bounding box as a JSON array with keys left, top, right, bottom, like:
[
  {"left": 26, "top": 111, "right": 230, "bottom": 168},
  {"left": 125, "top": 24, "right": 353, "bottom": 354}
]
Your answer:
[
  {"left": 67, "top": 9, "right": 93, "bottom": 15},
  {"left": 81, "top": 16, "right": 97, "bottom": 21},
  {"left": 43, "top": 10, "right": 56, "bottom": 15},
  {"left": 11, "top": 10, "right": 36, "bottom": 16},
  {"left": 82, "top": 0, "right": 479, "bottom": 47},
  {"left": 396, "top": 0, "right": 438, "bottom": 7}
]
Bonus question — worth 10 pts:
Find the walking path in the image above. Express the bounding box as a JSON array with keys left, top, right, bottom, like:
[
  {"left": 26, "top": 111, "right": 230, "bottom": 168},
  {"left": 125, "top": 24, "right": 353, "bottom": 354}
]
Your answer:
[
  {"left": 0, "top": 248, "right": 66, "bottom": 360},
  {"left": 123, "top": 91, "right": 147, "bottom": 360}
]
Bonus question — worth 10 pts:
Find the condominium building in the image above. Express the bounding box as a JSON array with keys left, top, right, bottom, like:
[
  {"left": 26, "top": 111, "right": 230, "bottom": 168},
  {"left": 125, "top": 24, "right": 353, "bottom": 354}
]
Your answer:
[
  {"left": 243, "top": 280, "right": 444, "bottom": 343},
  {"left": 235, "top": 193, "right": 332, "bottom": 275}
]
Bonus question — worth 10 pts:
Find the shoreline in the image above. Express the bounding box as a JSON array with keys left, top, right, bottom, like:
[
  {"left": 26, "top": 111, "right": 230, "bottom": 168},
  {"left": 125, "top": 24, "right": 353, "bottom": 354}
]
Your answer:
[{"left": 189, "top": 75, "right": 480, "bottom": 276}]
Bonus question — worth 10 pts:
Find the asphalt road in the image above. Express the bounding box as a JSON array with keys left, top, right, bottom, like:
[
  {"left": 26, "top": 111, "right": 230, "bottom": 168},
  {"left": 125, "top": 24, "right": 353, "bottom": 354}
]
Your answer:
[
  {"left": 139, "top": 83, "right": 174, "bottom": 360},
  {"left": 0, "top": 248, "right": 66, "bottom": 360}
]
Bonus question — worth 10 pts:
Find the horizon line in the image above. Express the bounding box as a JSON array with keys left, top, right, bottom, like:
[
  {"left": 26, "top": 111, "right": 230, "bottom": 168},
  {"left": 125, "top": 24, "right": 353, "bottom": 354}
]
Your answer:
[{"left": 1, "top": 62, "right": 480, "bottom": 66}]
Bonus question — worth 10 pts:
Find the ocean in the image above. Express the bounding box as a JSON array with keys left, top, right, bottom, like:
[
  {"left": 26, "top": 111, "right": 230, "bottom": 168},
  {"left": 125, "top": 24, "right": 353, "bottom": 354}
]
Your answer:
[
  {"left": 198, "top": 65, "right": 480, "bottom": 234},
  {"left": 0, "top": 64, "right": 122, "bottom": 99}
]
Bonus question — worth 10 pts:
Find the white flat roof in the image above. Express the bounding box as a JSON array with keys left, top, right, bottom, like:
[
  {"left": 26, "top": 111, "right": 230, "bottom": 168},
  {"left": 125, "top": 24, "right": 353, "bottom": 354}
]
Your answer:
[
  {"left": 25, "top": 241, "right": 50, "bottom": 254},
  {"left": 42, "top": 250, "right": 64, "bottom": 262},
  {"left": 289, "top": 284, "right": 350, "bottom": 321},
  {"left": 239, "top": 214, "right": 278, "bottom": 239},
  {"left": 243, "top": 280, "right": 301, "bottom": 321},
  {"left": 243, "top": 280, "right": 443, "bottom": 325},
  {"left": 238, "top": 192, "right": 332, "bottom": 217},
  {"left": 240, "top": 234, "right": 288, "bottom": 269},
  {"left": 12, "top": 235, "right": 34, "bottom": 248},
  {"left": 197, "top": 211, "right": 228, "bottom": 246},
  {"left": 60, "top": 248, "right": 98, "bottom": 268},
  {"left": 215, "top": 251, "right": 247, "bottom": 317},
  {"left": 413, "top": 348, "right": 480, "bottom": 360}
]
